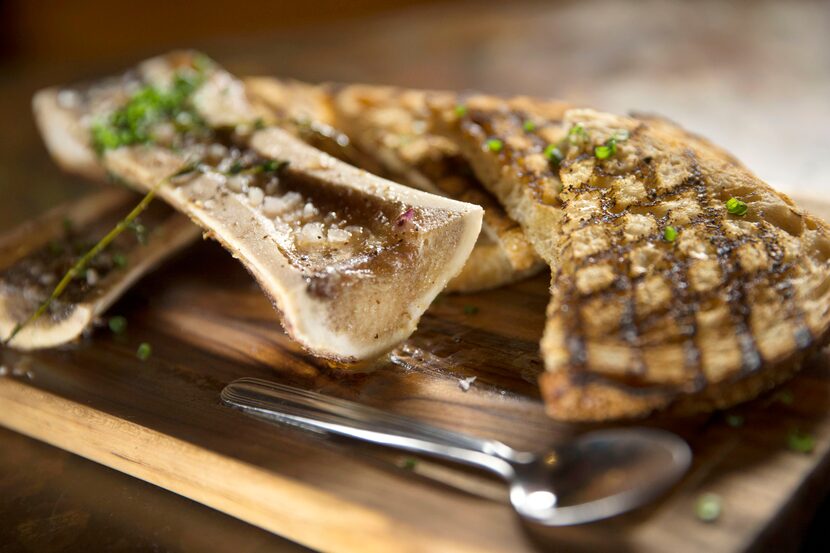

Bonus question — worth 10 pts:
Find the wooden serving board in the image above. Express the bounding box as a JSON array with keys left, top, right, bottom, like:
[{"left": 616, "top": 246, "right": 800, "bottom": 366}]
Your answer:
[{"left": 1, "top": 201, "right": 830, "bottom": 553}]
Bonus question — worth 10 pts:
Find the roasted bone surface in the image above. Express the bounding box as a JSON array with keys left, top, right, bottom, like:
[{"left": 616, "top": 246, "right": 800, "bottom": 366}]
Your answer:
[{"left": 34, "top": 52, "right": 483, "bottom": 363}]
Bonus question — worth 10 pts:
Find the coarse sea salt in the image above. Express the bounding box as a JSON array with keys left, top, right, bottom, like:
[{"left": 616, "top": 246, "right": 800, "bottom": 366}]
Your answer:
[{"left": 458, "top": 376, "right": 477, "bottom": 392}]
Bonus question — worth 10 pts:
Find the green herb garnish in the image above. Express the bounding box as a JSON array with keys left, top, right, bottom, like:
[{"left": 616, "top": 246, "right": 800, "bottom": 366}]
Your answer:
[
  {"left": 788, "top": 429, "right": 815, "bottom": 454},
  {"left": 136, "top": 342, "right": 152, "bottom": 361},
  {"left": 454, "top": 104, "right": 468, "bottom": 117},
  {"left": 463, "top": 305, "right": 479, "bottom": 315},
  {"left": 725, "top": 197, "right": 748, "bottom": 216},
  {"left": 663, "top": 226, "right": 678, "bottom": 242},
  {"left": 112, "top": 253, "right": 127, "bottom": 268},
  {"left": 568, "top": 124, "right": 587, "bottom": 144},
  {"left": 544, "top": 144, "right": 564, "bottom": 165},
  {"left": 523, "top": 120, "right": 536, "bottom": 133},
  {"left": 695, "top": 493, "right": 722, "bottom": 522},
  {"left": 108, "top": 316, "right": 127, "bottom": 335},
  {"left": 400, "top": 457, "right": 418, "bottom": 470},
  {"left": 229, "top": 161, "right": 244, "bottom": 175},
  {"left": 594, "top": 138, "right": 617, "bottom": 160},
  {"left": 227, "top": 159, "right": 288, "bottom": 176},
  {"left": 486, "top": 138, "right": 503, "bottom": 153},
  {"left": 725, "top": 413, "right": 744, "bottom": 428},
  {"left": 260, "top": 159, "right": 288, "bottom": 173},
  {"left": 91, "top": 67, "right": 206, "bottom": 154}
]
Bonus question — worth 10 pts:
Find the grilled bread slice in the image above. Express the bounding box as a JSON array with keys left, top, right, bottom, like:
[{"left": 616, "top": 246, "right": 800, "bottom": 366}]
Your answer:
[
  {"left": 34, "top": 52, "right": 483, "bottom": 364},
  {"left": 435, "top": 97, "right": 830, "bottom": 420},
  {"left": 246, "top": 77, "right": 544, "bottom": 292}
]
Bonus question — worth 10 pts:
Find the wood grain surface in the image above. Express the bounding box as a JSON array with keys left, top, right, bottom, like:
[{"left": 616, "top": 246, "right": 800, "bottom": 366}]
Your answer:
[{"left": 1, "top": 196, "right": 830, "bottom": 552}]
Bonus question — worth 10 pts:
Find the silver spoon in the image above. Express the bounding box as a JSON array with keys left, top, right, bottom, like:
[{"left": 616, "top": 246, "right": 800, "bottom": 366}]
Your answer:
[{"left": 221, "top": 377, "right": 691, "bottom": 526}]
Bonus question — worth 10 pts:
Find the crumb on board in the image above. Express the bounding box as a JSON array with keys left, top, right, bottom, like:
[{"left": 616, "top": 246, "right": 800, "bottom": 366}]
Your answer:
[{"left": 458, "top": 376, "right": 477, "bottom": 391}]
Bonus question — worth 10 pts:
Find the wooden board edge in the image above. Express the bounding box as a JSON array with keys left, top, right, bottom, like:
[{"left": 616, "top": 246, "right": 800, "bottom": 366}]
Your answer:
[{"left": 0, "top": 377, "right": 487, "bottom": 553}]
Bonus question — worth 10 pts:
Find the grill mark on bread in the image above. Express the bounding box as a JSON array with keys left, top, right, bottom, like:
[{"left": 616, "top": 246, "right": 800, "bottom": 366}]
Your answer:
[
  {"left": 461, "top": 107, "right": 591, "bottom": 369},
  {"left": 687, "top": 154, "right": 762, "bottom": 376},
  {"left": 756, "top": 209, "right": 814, "bottom": 349},
  {"left": 465, "top": 109, "right": 563, "bottom": 206}
]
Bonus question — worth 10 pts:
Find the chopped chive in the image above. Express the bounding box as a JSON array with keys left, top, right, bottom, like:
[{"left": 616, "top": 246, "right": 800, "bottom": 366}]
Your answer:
[
  {"left": 725, "top": 197, "right": 748, "bottom": 216},
  {"left": 454, "top": 104, "right": 468, "bottom": 117},
  {"left": 229, "top": 160, "right": 244, "bottom": 175},
  {"left": 615, "top": 129, "right": 630, "bottom": 141},
  {"left": 523, "top": 120, "right": 536, "bottom": 133},
  {"left": 260, "top": 159, "right": 288, "bottom": 173},
  {"left": 463, "top": 305, "right": 479, "bottom": 315},
  {"left": 663, "top": 226, "right": 678, "bottom": 242},
  {"left": 253, "top": 117, "right": 266, "bottom": 130},
  {"left": 543, "top": 144, "right": 564, "bottom": 164},
  {"left": 594, "top": 144, "right": 612, "bottom": 159},
  {"left": 108, "top": 316, "right": 127, "bottom": 335},
  {"left": 136, "top": 342, "right": 152, "bottom": 361},
  {"left": 568, "top": 124, "right": 586, "bottom": 143},
  {"left": 486, "top": 138, "right": 503, "bottom": 153},
  {"left": 594, "top": 138, "right": 617, "bottom": 160},
  {"left": 112, "top": 253, "right": 127, "bottom": 268},
  {"left": 400, "top": 457, "right": 418, "bottom": 470},
  {"left": 695, "top": 493, "right": 722, "bottom": 522},
  {"left": 788, "top": 429, "right": 815, "bottom": 454},
  {"left": 725, "top": 413, "right": 745, "bottom": 428}
]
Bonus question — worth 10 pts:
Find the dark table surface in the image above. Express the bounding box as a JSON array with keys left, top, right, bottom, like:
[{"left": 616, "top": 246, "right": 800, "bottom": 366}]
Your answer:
[{"left": 1, "top": 1, "right": 829, "bottom": 551}]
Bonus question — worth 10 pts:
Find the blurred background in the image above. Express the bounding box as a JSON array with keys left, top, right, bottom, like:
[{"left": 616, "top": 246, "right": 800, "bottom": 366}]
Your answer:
[
  {"left": 0, "top": 1, "right": 829, "bottom": 551},
  {"left": 1, "top": 0, "right": 829, "bottom": 220}
]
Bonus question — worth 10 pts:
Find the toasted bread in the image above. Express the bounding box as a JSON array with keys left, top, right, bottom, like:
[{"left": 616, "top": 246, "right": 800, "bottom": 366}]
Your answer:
[
  {"left": 246, "top": 77, "right": 545, "bottom": 292},
  {"left": 434, "top": 97, "right": 830, "bottom": 420}
]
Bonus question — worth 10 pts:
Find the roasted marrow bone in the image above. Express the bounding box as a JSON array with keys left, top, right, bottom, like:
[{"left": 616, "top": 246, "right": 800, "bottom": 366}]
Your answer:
[
  {"left": 246, "top": 77, "right": 544, "bottom": 293},
  {"left": 435, "top": 98, "right": 830, "bottom": 420},
  {"left": 34, "top": 52, "right": 483, "bottom": 363},
  {"left": 0, "top": 189, "right": 198, "bottom": 350}
]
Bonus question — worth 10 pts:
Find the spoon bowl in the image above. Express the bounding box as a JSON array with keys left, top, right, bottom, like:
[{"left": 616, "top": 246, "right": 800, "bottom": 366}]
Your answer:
[{"left": 507, "top": 428, "right": 691, "bottom": 525}]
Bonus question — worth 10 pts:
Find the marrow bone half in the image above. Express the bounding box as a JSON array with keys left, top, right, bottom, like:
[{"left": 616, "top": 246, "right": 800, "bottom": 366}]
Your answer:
[{"left": 33, "top": 52, "right": 483, "bottom": 363}]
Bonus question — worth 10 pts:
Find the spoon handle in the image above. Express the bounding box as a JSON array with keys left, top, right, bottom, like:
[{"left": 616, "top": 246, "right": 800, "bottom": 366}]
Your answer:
[{"left": 221, "top": 377, "right": 518, "bottom": 478}]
